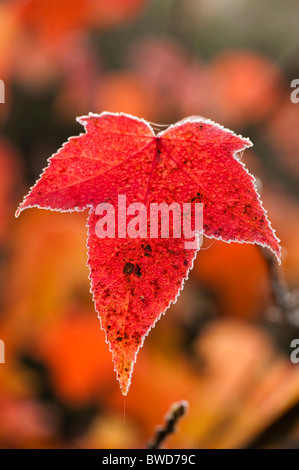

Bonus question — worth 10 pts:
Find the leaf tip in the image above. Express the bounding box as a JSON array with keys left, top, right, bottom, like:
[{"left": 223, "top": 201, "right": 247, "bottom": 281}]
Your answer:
[
  {"left": 274, "top": 242, "right": 282, "bottom": 266},
  {"left": 118, "top": 372, "right": 131, "bottom": 397},
  {"left": 15, "top": 203, "right": 24, "bottom": 218}
]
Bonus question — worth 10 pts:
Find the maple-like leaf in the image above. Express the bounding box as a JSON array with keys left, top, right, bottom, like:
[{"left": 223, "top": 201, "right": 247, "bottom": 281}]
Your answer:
[{"left": 16, "top": 112, "right": 280, "bottom": 395}]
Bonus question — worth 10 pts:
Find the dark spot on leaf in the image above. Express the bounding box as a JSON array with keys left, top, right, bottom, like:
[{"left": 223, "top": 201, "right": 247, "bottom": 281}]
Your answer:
[
  {"left": 142, "top": 243, "right": 152, "bottom": 256},
  {"left": 135, "top": 264, "right": 142, "bottom": 277},
  {"left": 123, "top": 262, "right": 134, "bottom": 274},
  {"left": 103, "top": 288, "right": 110, "bottom": 298},
  {"left": 244, "top": 203, "right": 251, "bottom": 214},
  {"left": 191, "top": 191, "right": 203, "bottom": 202}
]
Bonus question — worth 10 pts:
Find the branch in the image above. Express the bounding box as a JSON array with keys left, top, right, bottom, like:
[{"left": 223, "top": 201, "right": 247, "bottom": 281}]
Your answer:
[
  {"left": 147, "top": 400, "right": 189, "bottom": 449},
  {"left": 258, "top": 246, "right": 299, "bottom": 326}
]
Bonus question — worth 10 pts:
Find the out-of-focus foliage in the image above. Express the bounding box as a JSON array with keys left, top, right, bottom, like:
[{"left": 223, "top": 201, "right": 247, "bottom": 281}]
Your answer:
[{"left": 0, "top": 0, "right": 299, "bottom": 449}]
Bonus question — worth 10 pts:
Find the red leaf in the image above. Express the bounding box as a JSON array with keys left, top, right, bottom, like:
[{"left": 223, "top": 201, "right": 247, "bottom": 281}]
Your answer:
[{"left": 16, "top": 112, "right": 280, "bottom": 395}]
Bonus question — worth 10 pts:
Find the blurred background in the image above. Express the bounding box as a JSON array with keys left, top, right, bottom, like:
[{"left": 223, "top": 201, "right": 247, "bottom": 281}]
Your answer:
[{"left": 1, "top": 0, "right": 299, "bottom": 449}]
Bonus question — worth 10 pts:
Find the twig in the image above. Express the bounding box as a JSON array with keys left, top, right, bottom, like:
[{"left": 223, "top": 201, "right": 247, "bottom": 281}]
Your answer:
[
  {"left": 147, "top": 400, "right": 189, "bottom": 449},
  {"left": 258, "top": 246, "right": 299, "bottom": 326}
]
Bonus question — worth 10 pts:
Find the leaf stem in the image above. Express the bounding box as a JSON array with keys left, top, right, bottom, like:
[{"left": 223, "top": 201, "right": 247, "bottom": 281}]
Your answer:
[{"left": 258, "top": 246, "right": 298, "bottom": 324}]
